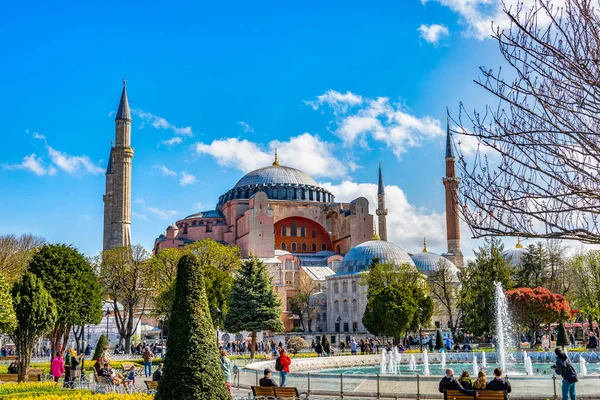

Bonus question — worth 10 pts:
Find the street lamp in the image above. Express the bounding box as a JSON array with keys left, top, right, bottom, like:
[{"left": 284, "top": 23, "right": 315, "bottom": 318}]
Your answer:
[
  {"left": 105, "top": 308, "right": 111, "bottom": 342},
  {"left": 336, "top": 316, "right": 342, "bottom": 348},
  {"left": 213, "top": 307, "right": 222, "bottom": 346}
]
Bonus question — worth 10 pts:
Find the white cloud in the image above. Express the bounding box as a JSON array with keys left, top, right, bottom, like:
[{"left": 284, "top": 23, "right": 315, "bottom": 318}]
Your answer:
[
  {"left": 179, "top": 171, "right": 196, "bottom": 186},
  {"left": 308, "top": 90, "right": 444, "bottom": 158},
  {"left": 135, "top": 198, "right": 179, "bottom": 220},
  {"left": 132, "top": 212, "right": 148, "bottom": 221},
  {"left": 194, "top": 133, "right": 348, "bottom": 178},
  {"left": 2, "top": 154, "right": 54, "bottom": 176},
  {"left": 132, "top": 109, "right": 193, "bottom": 137},
  {"left": 47, "top": 146, "right": 104, "bottom": 175},
  {"left": 418, "top": 24, "right": 449, "bottom": 44},
  {"left": 238, "top": 121, "right": 254, "bottom": 133},
  {"left": 304, "top": 90, "right": 363, "bottom": 114},
  {"left": 33, "top": 132, "right": 46, "bottom": 140},
  {"left": 162, "top": 137, "right": 183, "bottom": 146},
  {"left": 155, "top": 164, "right": 177, "bottom": 177}
]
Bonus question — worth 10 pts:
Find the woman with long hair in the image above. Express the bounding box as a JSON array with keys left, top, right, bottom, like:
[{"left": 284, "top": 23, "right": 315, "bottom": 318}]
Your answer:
[{"left": 474, "top": 370, "right": 487, "bottom": 390}]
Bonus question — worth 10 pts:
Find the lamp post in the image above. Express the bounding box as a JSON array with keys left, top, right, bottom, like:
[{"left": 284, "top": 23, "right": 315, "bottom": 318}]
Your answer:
[
  {"left": 336, "top": 316, "right": 342, "bottom": 348},
  {"left": 419, "top": 324, "right": 423, "bottom": 353},
  {"left": 80, "top": 301, "right": 88, "bottom": 380},
  {"left": 213, "top": 307, "right": 222, "bottom": 346},
  {"left": 105, "top": 308, "right": 111, "bottom": 342}
]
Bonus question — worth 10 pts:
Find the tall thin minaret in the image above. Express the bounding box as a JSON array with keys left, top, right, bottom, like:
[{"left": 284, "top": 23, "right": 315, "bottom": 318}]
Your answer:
[
  {"left": 442, "top": 116, "right": 463, "bottom": 268},
  {"left": 376, "top": 162, "right": 388, "bottom": 241},
  {"left": 103, "top": 81, "right": 134, "bottom": 250}
]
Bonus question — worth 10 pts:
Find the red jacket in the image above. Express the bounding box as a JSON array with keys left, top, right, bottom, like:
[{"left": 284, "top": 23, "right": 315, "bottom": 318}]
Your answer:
[{"left": 279, "top": 354, "right": 291, "bottom": 373}]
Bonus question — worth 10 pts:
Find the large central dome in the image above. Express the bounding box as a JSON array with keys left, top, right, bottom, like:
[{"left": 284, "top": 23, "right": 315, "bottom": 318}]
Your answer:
[{"left": 234, "top": 165, "right": 318, "bottom": 188}]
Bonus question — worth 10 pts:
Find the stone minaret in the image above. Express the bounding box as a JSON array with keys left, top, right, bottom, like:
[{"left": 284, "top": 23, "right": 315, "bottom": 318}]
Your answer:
[
  {"left": 376, "top": 162, "right": 388, "bottom": 241},
  {"left": 442, "top": 117, "right": 463, "bottom": 268},
  {"left": 103, "top": 81, "right": 134, "bottom": 250}
]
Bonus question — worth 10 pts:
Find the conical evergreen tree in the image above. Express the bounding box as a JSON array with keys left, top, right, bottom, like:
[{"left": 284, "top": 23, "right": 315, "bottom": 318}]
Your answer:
[
  {"left": 225, "top": 257, "right": 284, "bottom": 359},
  {"left": 435, "top": 329, "right": 445, "bottom": 350},
  {"left": 557, "top": 322, "right": 569, "bottom": 347},
  {"left": 93, "top": 334, "right": 108, "bottom": 361},
  {"left": 321, "top": 334, "right": 331, "bottom": 355},
  {"left": 156, "top": 254, "right": 229, "bottom": 400}
]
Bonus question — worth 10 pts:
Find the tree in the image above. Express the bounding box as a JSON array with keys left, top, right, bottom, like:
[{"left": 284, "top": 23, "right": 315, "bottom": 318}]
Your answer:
[
  {"left": 93, "top": 334, "right": 109, "bottom": 361},
  {"left": 557, "top": 322, "right": 569, "bottom": 348},
  {"left": 459, "top": 238, "right": 514, "bottom": 336},
  {"left": 287, "top": 337, "right": 309, "bottom": 355},
  {"left": 156, "top": 254, "right": 229, "bottom": 400},
  {"left": 224, "top": 257, "right": 284, "bottom": 359},
  {"left": 10, "top": 272, "right": 57, "bottom": 382},
  {"left": 28, "top": 244, "right": 103, "bottom": 356},
  {"left": 0, "top": 274, "right": 16, "bottom": 333},
  {"left": 506, "top": 287, "right": 571, "bottom": 347},
  {"left": 429, "top": 259, "right": 462, "bottom": 333},
  {"left": 571, "top": 250, "right": 600, "bottom": 333},
  {"left": 289, "top": 273, "right": 318, "bottom": 332},
  {"left": 362, "top": 262, "right": 432, "bottom": 341},
  {"left": 435, "top": 329, "right": 445, "bottom": 351},
  {"left": 454, "top": 0, "right": 600, "bottom": 244},
  {"left": 321, "top": 333, "right": 331, "bottom": 355},
  {"left": 517, "top": 243, "right": 549, "bottom": 288},
  {"left": 0, "top": 234, "right": 46, "bottom": 284},
  {"left": 99, "top": 245, "right": 152, "bottom": 353}
]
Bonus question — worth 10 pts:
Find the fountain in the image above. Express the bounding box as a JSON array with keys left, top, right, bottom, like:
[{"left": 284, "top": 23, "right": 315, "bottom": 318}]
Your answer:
[
  {"left": 523, "top": 351, "right": 533, "bottom": 376},
  {"left": 408, "top": 354, "right": 416, "bottom": 371},
  {"left": 441, "top": 351, "right": 446, "bottom": 369},
  {"left": 379, "top": 349, "right": 387, "bottom": 374},
  {"left": 392, "top": 348, "right": 401, "bottom": 375},
  {"left": 580, "top": 356, "right": 588, "bottom": 376},
  {"left": 494, "top": 281, "right": 515, "bottom": 372},
  {"left": 387, "top": 348, "right": 395, "bottom": 374},
  {"left": 481, "top": 351, "right": 487, "bottom": 368},
  {"left": 422, "top": 349, "right": 431, "bottom": 376},
  {"left": 472, "top": 355, "right": 479, "bottom": 376}
]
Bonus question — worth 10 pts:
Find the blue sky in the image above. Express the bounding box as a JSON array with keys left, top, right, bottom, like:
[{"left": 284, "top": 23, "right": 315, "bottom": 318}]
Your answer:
[{"left": 0, "top": 0, "right": 520, "bottom": 257}]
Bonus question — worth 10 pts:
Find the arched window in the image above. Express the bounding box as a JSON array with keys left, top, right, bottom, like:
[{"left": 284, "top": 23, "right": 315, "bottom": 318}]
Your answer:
[
  {"left": 280, "top": 188, "right": 287, "bottom": 198},
  {"left": 322, "top": 243, "right": 327, "bottom": 251},
  {"left": 281, "top": 243, "right": 286, "bottom": 251},
  {"left": 282, "top": 226, "right": 287, "bottom": 236},
  {"left": 311, "top": 243, "right": 317, "bottom": 252},
  {"left": 352, "top": 299, "right": 358, "bottom": 312},
  {"left": 351, "top": 281, "right": 357, "bottom": 293},
  {"left": 334, "top": 283, "right": 339, "bottom": 294},
  {"left": 291, "top": 221, "right": 297, "bottom": 237},
  {"left": 343, "top": 300, "right": 348, "bottom": 312},
  {"left": 301, "top": 243, "right": 307, "bottom": 251},
  {"left": 342, "top": 281, "right": 348, "bottom": 293},
  {"left": 291, "top": 243, "right": 297, "bottom": 251},
  {"left": 334, "top": 300, "right": 339, "bottom": 312},
  {"left": 312, "top": 230, "right": 316, "bottom": 238},
  {"left": 301, "top": 226, "right": 306, "bottom": 237}
]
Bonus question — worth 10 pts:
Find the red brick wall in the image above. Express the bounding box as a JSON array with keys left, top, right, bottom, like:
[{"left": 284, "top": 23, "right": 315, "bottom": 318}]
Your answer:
[{"left": 275, "top": 217, "right": 332, "bottom": 252}]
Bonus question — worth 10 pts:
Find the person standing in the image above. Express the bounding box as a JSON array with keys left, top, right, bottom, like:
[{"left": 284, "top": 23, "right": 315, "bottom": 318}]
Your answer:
[
  {"left": 552, "top": 348, "right": 578, "bottom": 400},
  {"left": 101, "top": 345, "right": 111, "bottom": 365},
  {"left": 350, "top": 338, "right": 357, "bottom": 356},
  {"left": 220, "top": 349, "right": 232, "bottom": 395},
  {"left": 142, "top": 346, "right": 154, "bottom": 377},
  {"left": 277, "top": 348, "right": 291, "bottom": 387},
  {"left": 314, "top": 341, "right": 323, "bottom": 357},
  {"left": 50, "top": 351, "right": 65, "bottom": 383},
  {"left": 569, "top": 332, "right": 576, "bottom": 348}
]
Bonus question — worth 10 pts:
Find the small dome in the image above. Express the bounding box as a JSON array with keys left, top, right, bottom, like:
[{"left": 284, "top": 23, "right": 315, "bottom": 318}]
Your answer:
[
  {"left": 411, "top": 252, "right": 461, "bottom": 280},
  {"left": 337, "top": 240, "right": 415, "bottom": 275},
  {"left": 184, "top": 210, "right": 224, "bottom": 219},
  {"left": 502, "top": 247, "right": 528, "bottom": 268},
  {"left": 167, "top": 224, "right": 178, "bottom": 230}
]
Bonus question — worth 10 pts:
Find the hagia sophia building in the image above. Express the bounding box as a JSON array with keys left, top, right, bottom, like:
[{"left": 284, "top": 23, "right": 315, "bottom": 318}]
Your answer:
[{"left": 103, "top": 82, "right": 464, "bottom": 339}]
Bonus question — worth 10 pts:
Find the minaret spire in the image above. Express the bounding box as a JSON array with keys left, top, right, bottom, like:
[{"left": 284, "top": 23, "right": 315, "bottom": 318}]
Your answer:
[
  {"left": 272, "top": 148, "right": 280, "bottom": 166},
  {"left": 115, "top": 80, "right": 131, "bottom": 122},
  {"left": 375, "top": 162, "right": 388, "bottom": 241},
  {"left": 442, "top": 113, "right": 463, "bottom": 268}
]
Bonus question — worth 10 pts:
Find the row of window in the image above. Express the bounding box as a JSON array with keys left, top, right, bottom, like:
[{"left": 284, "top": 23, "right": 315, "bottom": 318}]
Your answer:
[
  {"left": 333, "top": 281, "right": 357, "bottom": 293},
  {"left": 218, "top": 186, "right": 334, "bottom": 206},
  {"left": 280, "top": 242, "right": 327, "bottom": 252},
  {"left": 281, "top": 225, "right": 318, "bottom": 238},
  {"left": 333, "top": 299, "right": 358, "bottom": 313},
  {"left": 334, "top": 321, "right": 358, "bottom": 333}
]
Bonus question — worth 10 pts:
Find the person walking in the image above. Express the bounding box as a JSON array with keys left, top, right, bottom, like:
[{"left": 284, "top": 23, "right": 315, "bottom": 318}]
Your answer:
[
  {"left": 277, "top": 348, "right": 292, "bottom": 387},
  {"left": 142, "top": 346, "right": 154, "bottom": 377},
  {"left": 220, "top": 349, "right": 232, "bottom": 395},
  {"left": 50, "top": 351, "right": 65, "bottom": 383},
  {"left": 552, "top": 348, "right": 578, "bottom": 400},
  {"left": 486, "top": 368, "right": 512, "bottom": 392}
]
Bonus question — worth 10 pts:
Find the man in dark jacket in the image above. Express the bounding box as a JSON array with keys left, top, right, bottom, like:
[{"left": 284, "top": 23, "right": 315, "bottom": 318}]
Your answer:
[
  {"left": 439, "top": 368, "right": 476, "bottom": 395},
  {"left": 7, "top": 356, "right": 18, "bottom": 374},
  {"left": 486, "top": 368, "right": 512, "bottom": 392},
  {"left": 259, "top": 369, "right": 278, "bottom": 387},
  {"left": 552, "top": 348, "right": 577, "bottom": 400}
]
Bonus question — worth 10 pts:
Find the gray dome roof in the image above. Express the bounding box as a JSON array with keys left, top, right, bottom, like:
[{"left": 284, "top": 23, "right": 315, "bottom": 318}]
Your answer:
[
  {"left": 501, "top": 247, "right": 528, "bottom": 268},
  {"left": 167, "top": 224, "right": 178, "bottom": 230},
  {"left": 184, "top": 210, "right": 224, "bottom": 219},
  {"left": 337, "top": 240, "right": 415, "bottom": 275},
  {"left": 234, "top": 165, "right": 318, "bottom": 188},
  {"left": 411, "top": 252, "right": 461, "bottom": 280}
]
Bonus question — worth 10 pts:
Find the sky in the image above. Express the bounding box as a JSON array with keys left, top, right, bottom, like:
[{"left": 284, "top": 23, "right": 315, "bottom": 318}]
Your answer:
[{"left": 0, "top": 0, "right": 536, "bottom": 257}]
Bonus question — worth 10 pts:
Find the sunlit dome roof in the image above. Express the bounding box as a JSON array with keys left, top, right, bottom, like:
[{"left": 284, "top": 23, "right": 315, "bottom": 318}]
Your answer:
[
  {"left": 184, "top": 210, "right": 224, "bottom": 219},
  {"left": 501, "top": 238, "right": 528, "bottom": 268},
  {"left": 337, "top": 240, "right": 415, "bottom": 275},
  {"left": 411, "top": 252, "right": 461, "bottom": 280},
  {"left": 234, "top": 165, "right": 319, "bottom": 189}
]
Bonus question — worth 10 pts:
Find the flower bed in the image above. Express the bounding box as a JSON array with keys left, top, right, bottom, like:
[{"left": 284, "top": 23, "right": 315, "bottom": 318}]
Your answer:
[{"left": 0, "top": 383, "right": 152, "bottom": 399}]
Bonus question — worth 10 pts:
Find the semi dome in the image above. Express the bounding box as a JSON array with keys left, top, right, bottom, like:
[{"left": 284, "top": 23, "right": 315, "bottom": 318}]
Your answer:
[
  {"left": 337, "top": 240, "right": 415, "bottom": 275},
  {"left": 411, "top": 251, "right": 461, "bottom": 280}
]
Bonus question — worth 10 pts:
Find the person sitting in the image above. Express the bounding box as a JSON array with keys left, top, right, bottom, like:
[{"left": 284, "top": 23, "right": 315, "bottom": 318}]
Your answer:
[
  {"left": 473, "top": 370, "right": 487, "bottom": 390},
  {"left": 94, "top": 358, "right": 103, "bottom": 375},
  {"left": 459, "top": 370, "right": 474, "bottom": 390},
  {"left": 152, "top": 363, "right": 164, "bottom": 381},
  {"left": 259, "top": 368, "right": 278, "bottom": 387},
  {"left": 438, "top": 368, "right": 475, "bottom": 395},
  {"left": 7, "top": 356, "right": 19, "bottom": 374},
  {"left": 99, "top": 363, "right": 114, "bottom": 383},
  {"left": 462, "top": 343, "right": 472, "bottom": 352},
  {"left": 486, "top": 368, "right": 512, "bottom": 393}
]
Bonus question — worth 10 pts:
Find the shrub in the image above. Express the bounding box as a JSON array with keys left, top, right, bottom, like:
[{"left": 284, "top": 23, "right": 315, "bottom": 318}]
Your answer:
[
  {"left": 557, "top": 322, "right": 569, "bottom": 347},
  {"left": 322, "top": 334, "right": 331, "bottom": 355},
  {"left": 156, "top": 254, "right": 229, "bottom": 399},
  {"left": 93, "top": 335, "right": 109, "bottom": 361},
  {"left": 287, "top": 337, "right": 309, "bottom": 355},
  {"left": 435, "top": 330, "right": 445, "bottom": 350}
]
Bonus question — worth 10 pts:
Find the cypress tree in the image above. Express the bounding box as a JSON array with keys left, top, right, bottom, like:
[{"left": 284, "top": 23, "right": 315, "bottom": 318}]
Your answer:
[
  {"left": 224, "top": 257, "right": 284, "bottom": 359},
  {"left": 435, "top": 329, "right": 445, "bottom": 350},
  {"left": 321, "top": 334, "right": 331, "bottom": 355},
  {"left": 557, "top": 322, "right": 569, "bottom": 347},
  {"left": 156, "top": 254, "right": 229, "bottom": 400},
  {"left": 93, "top": 334, "right": 109, "bottom": 361}
]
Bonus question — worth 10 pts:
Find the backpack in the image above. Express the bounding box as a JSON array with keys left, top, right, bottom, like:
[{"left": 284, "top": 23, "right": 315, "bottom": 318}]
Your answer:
[
  {"left": 275, "top": 356, "right": 283, "bottom": 372},
  {"left": 563, "top": 359, "right": 578, "bottom": 383}
]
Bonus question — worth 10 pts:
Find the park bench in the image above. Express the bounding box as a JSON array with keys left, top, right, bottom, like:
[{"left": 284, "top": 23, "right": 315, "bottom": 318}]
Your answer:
[
  {"left": 251, "top": 386, "right": 308, "bottom": 399},
  {"left": 251, "top": 386, "right": 275, "bottom": 397},
  {"left": 444, "top": 390, "right": 475, "bottom": 400},
  {"left": 0, "top": 373, "right": 42, "bottom": 383},
  {"left": 444, "top": 390, "right": 507, "bottom": 400},
  {"left": 145, "top": 380, "right": 158, "bottom": 394}
]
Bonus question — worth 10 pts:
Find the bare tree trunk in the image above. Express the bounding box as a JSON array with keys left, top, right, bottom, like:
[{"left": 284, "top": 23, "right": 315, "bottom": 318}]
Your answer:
[
  {"left": 250, "top": 331, "right": 257, "bottom": 360},
  {"left": 50, "top": 325, "right": 64, "bottom": 358},
  {"left": 61, "top": 324, "right": 72, "bottom": 354}
]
